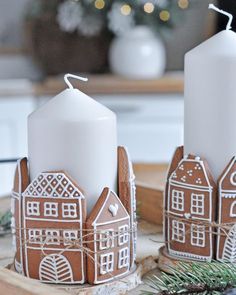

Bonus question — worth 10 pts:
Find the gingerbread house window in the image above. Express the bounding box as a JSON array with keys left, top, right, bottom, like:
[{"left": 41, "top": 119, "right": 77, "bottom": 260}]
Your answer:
[
  {"left": 172, "top": 220, "right": 185, "bottom": 243},
  {"left": 100, "top": 253, "right": 114, "bottom": 275},
  {"left": 99, "top": 230, "right": 114, "bottom": 250},
  {"left": 118, "top": 247, "right": 129, "bottom": 269},
  {"left": 62, "top": 203, "right": 77, "bottom": 218},
  {"left": 230, "top": 201, "right": 236, "bottom": 217},
  {"left": 191, "top": 194, "right": 204, "bottom": 215},
  {"left": 172, "top": 190, "right": 184, "bottom": 211},
  {"left": 63, "top": 230, "right": 78, "bottom": 246},
  {"left": 45, "top": 230, "right": 60, "bottom": 245},
  {"left": 191, "top": 225, "right": 205, "bottom": 247},
  {"left": 44, "top": 202, "right": 58, "bottom": 217},
  {"left": 28, "top": 229, "right": 43, "bottom": 244},
  {"left": 27, "top": 201, "right": 40, "bottom": 216},
  {"left": 118, "top": 225, "right": 129, "bottom": 246}
]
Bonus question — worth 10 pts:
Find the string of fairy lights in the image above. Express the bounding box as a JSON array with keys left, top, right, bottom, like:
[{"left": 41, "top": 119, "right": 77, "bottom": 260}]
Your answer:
[{"left": 92, "top": 0, "right": 190, "bottom": 22}]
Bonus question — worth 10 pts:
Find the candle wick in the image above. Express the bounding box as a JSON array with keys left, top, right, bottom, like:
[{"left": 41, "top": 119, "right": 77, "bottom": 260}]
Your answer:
[
  {"left": 209, "top": 3, "right": 233, "bottom": 31},
  {"left": 64, "top": 73, "right": 88, "bottom": 90}
]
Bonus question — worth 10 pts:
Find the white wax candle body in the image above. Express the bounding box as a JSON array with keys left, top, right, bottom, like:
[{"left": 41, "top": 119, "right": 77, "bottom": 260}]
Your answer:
[
  {"left": 28, "top": 89, "right": 117, "bottom": 212},
  {"left": 185, "top": 30, "right": 236, "bottom": 179}
]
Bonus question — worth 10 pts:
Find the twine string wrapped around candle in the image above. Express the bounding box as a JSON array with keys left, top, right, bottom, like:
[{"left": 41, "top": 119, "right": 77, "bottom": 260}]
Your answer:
[{"left": 11, "top": 226, "right": 137, "bottom": 282}]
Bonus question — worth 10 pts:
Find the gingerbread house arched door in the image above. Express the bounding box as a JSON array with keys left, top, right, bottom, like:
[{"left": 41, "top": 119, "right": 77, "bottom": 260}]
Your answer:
[
  {"left": 39, "top": 254, "right": 73, "bottom": 283},
  {"left": 222, "top": 224, "right": 236, "bottom": 263}
]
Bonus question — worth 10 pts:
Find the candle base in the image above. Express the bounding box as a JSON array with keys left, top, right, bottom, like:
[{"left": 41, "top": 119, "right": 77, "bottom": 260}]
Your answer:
[
  {"left": 164, "top": 145, "right": 236, "bottom": 266},
  {"left": 11, "top": 146, "right": 137, "bottom": 286}
]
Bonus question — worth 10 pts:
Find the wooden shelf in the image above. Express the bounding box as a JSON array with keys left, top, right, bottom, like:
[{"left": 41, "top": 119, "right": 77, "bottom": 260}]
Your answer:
[{"left": 34, "top": 72, "right": 184, "bottom": 96}]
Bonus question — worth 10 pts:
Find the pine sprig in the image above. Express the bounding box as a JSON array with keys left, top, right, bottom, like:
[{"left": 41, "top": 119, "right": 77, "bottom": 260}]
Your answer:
[{"left": 142, "top": 261, "right": 236, "bottom": 295}]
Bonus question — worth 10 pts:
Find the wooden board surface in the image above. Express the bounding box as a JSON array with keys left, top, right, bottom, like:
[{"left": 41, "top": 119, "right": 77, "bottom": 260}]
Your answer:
[
  {"left": 134, "top": 163, "right": 167, "bottom": 225},
  {"left": 34, "top": 73, "right": 184, "bottom": 96}
]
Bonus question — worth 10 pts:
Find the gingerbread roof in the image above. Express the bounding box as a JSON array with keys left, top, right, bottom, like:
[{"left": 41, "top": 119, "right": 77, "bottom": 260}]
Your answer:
[
  {"left": 23, "top": 171, "right": 84, "bottom": 198},
  {"left": 219, "top": 156, "right": 236, "bottom": 191},
  {"left": 87, "top": 188, "right": 129, "bottom": 226},
  {"left": 169, "top": 155, "right": 215, "bottom": 189}
]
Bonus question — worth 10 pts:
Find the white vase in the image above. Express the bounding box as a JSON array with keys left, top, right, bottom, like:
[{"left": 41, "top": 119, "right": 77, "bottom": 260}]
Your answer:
[{"left": 109, "top": 26, "right": 166, "bottom": 79}]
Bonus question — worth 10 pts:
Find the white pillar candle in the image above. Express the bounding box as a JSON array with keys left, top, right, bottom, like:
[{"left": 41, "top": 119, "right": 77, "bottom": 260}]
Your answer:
[
  {"left": 28, "top": 74, "right": 117, "bottom": 212},
  {"left": 184, "top": 4, "right": 236, "bottom": 179}
]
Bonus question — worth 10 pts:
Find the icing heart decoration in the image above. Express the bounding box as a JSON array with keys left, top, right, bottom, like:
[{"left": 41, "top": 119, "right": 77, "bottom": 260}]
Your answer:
[
  {"left": 184, "top": 213, "right": 191, "bottom": 219},
  {"left": 109, "top": 203, "right": 119, "bottom": 216}
]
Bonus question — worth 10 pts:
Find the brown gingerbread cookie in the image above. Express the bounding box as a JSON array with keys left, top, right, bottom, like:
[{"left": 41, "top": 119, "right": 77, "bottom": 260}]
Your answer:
[
  {"left": 86, "top": 187, "right": 130, "bottom": 284},
  {"left": 11, "top": 157, "right": 29, "bottom": 275},
  {"left": 165, "top": 153, "right": 216, "bottom": 261},
  {"left": 117, "top": 146, "right": 136, "bottom": 268},
  {"left": 217, "top": 156, "right": 236, "bottom": 262},
  {"left": 21, "top": 171, "right": 86, "bottom": 284}
]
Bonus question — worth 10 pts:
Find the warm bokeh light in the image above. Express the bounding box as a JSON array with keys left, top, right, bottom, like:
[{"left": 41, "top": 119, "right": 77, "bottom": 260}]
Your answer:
[
  {"left": 94, "top": 0, "right": 105, "bottom": 10},
  {"left": 159, "top": 10, "right": 170, "bottom": 21},
  {"left": 178, "top": 0, "right": 189, "bottom": 9},
  {"left": 120, "top": 4, "right": 132, "bottom": 16},
  {"left": 144, "top": 2, "right": 155, "bottom": 14}
]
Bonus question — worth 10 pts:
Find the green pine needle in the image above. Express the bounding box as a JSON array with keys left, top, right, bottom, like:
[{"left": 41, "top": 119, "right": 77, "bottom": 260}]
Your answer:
[{"left": 142, "top": 261, "right": 236, "bottom": 295}]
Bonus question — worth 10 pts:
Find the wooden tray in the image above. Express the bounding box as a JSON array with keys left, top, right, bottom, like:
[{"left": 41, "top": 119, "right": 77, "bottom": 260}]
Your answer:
[{"left": 1, "top": 257, "right": 158, "bottom": 295}]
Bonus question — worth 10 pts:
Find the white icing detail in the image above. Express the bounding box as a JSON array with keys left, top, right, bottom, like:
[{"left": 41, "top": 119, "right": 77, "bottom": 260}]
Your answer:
[
  {"left": 12, "top": 235, "right": 16, "bottom": 250},
  {"left": 194, "top": 164, "right": 202, "bottom": 170},
  {"left": 184, "top": 213, "right": 191, "bottom": 219},
  {"left": 45, "top": 230, "right": 60, "bottom": 245},
  {"left": 184, "top": 155, "right": 188, "bottom": 159},
  {"left": 172, "top": 190, "right": 184, "bottom": 211},
  {"left": 195, "top": 178, "right": 202, "bottom": 184},
  {"left": 118, "top": 225, "right": 129, "bottom": 246},
  {"left": 11, "top": 217, "right": 16, "bottom": 234},
  {"left": 118, "top": 247, "right": 129, "bottom": 269},
  {"left": 11, "top": 198, "right": 15, "bottom": 215},
  {"left": 99, "top": 229, "right": 114, "bottom": 250},
  {"left": 191, "top": 225, "right": 205, "bottom": 247},
  {"left": 39, "top": 254, "right": 73, "bottom": 283},
  {"left": 172, "top": 172, "right": 177, "bottom": 179},
  {"left": 187, "top": 170, "right": 193, "bottom": 176},
  {"left": 169, "top": 249, "right": 211, "bottom": 262},
  {"left": 195, "top": 156, "right": 201, "bottom": 161},
  {"left": 44, "top": 202, "right": 58, "bottom": 217},
  {"left": 108, "top": 203, "right": 119, "bottom": 216},
  {"left": 171, "top": 220, "right": 185, "bottom": 243},
  {"left": 27, "top": 201, "right": 40, "bottom": 216},
  {"left": 28, "top": 229, "right": 43, "bottom": 244},
  {"left": 63, "top": 230, "right": 78, "bottom": 246},
  {"left": 230, "top": 200, "right": 236, "bottom": 217},
  {"left": 230, "top": 172, "right": 236, "bottom": 186},
  {"left": 14, "top": 259, "right": 23, "bottom": 274},
  {"left": 99, "top": 252, "right": 114, "bottom": 275},
  {"left": 222, "top": 224, "right": 236, "bottom": 262},
  {"left": 179, "top": 165, "right": 184, "bottom": 171},
  {"left": 191, "top": 194, "right": 204, "bottom": 215},
  {"left": 23, "top": 172, "right": 84, "bottom": 199},
  {"left": 181, "top": 176, "right": 186, "bottom": 182},
  {"left": 62, "top": 203, "right": 77, "bottom": 218}
]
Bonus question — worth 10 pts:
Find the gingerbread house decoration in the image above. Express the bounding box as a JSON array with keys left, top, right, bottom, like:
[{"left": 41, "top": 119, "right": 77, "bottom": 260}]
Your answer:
[
  {"left": 118, "top": 146, "right": 137, "bottom": 268},
  {"left": 22, "top": 170, "right": 86, "bottom": 284},
  {"left": 166, "top": 153, "right": 216, "bottom": 261},
  {"left": 11, "top": 158, "right": 29, "bottom": 275},
  {"left": 86, "top": 188, "right": 130, "bottom": 284},
  {"left": 11, "top": 145, "right": 137, "bottom": 285},
  {"left": 217, "top": 156, "right": 236, "bottom": 262}
]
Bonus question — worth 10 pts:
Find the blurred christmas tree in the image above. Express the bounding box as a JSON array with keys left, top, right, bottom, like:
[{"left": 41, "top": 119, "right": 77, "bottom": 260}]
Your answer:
[{"left": 26, "top": 0, "right": 194, "bottom": 38}]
